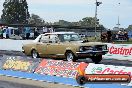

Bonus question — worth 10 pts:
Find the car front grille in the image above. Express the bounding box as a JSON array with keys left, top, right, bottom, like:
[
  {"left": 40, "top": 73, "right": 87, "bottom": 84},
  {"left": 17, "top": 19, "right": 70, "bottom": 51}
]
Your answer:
[
  {"left": 94, "top": 45, "right": 107, "bottom": 51},
  {"left": 82, "top": 46, "right": 93, "bottom": 51}
]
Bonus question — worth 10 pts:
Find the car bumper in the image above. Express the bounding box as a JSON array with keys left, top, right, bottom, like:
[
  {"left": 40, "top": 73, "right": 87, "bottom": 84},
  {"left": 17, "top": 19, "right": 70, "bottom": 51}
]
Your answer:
[{"left": 76, "top": 50, "right": 108, "bottom": 57}]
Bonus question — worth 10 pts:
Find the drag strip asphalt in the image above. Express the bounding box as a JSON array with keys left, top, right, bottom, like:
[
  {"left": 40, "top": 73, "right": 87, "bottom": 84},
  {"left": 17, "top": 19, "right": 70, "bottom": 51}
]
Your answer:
[
  {"left": 0, "top": 50, "right": 132, "bottom": 67},
  {"left": 0, "top": 75, "right": 78, "bottom": 88}
]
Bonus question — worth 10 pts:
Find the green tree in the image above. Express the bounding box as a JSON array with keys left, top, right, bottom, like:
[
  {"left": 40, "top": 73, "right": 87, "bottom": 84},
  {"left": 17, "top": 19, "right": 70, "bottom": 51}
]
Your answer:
[
  {"left": 126, "top": 25, "right": 132, "bottom": 31},
  {"left": 54, "top": 20, "right": 72, "bottom": 26},
  {"left": 71, "top": 22, "right": 81, "bottom": 26},
  {"left": 79, "top": 17, "right": 96, "bottom": 27},
  {"left": 28, "top": 14, "right": 45, "bottom": 25},
  {"left": 1, "top": 0, "right": 30, "bottom": 24},
  {"left": 53, "top": 17, "right": 104, "bottom": 29}
]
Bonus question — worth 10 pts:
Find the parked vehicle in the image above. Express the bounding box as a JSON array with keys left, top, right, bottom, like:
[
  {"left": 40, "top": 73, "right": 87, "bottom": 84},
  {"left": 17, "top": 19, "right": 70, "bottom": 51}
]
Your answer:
[
  {"left": 22, "top": 32, "right": 108, "bottom": 63},
  {"left": 3, "top": 27, "right": 22, "bottom": 40}
]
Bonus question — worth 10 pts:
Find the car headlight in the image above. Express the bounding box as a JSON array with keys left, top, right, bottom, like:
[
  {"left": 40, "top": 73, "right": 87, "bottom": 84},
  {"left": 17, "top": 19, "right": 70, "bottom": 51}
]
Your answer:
[{"left": 102, "top": 45, "right": 107, "bottom": 50}]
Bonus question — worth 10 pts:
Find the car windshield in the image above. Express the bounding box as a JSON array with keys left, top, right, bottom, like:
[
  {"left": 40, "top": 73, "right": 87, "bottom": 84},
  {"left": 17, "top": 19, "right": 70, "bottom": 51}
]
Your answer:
[{"left": 58, "top": 33, "right": 82, "bottom": 42}]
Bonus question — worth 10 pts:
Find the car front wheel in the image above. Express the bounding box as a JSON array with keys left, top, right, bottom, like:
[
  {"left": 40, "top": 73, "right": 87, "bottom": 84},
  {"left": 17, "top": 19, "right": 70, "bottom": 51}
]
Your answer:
[
  {"left": 91, "top": 55, "right": 102, "bottom": 64},
  {"left": 65, "top": 51, "right": 76, "bottom": 62},
  {"left": 31, "top": 50, "right": 39, "bottom": 58}
]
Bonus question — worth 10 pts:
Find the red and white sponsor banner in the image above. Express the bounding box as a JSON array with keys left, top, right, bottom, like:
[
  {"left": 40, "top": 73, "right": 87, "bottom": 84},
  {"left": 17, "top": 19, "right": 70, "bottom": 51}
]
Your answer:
[
  {"left": 35, "top": 59, "right": 88, "bottom": 78},
  {"left": 103, "top": 43, "right": 132, "bottom": 60},
  {"left": 85, "top": 63, "right": 132, "bottom": 86}
]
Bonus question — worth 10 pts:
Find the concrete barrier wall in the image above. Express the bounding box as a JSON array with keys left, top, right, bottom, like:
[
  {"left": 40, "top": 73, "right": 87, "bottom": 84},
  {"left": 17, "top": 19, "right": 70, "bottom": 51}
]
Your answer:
[
  {"left": 0, "top": 39, "right": 33, "bottom": 51},
  {"left": 0, "top": 55, "right": 131, "bottom": 88},
  {"left": 0, "top": 56, "right": 88, "bottom": 78}
]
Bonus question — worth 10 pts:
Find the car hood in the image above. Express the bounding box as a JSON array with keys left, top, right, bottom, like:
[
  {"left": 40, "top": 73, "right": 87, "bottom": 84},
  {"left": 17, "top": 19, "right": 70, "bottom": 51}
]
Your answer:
[{"left": 67, "top": 41, "right": 106, "bottom": 46}]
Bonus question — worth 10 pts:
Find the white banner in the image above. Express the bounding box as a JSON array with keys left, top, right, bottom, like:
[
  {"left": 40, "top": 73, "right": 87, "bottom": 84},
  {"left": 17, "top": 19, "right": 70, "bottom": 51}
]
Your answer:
[
  {"left": 103, "top": 43, "right": 132, "bottom": 61},
  {"left": 85, "top": 63, "right": 132, "bottom": 86}
]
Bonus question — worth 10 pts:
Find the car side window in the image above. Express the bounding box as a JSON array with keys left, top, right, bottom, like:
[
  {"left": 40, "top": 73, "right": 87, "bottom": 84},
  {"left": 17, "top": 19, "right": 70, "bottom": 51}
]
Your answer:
[
  {"left": 49, "top": 34, "right": 60, "bottom": 43},
  {"left": 40, "top": 34, "right": 50, "bottom": 43},
  {"left": 63, "top": 35, "right": 71, "bottom": 41}
]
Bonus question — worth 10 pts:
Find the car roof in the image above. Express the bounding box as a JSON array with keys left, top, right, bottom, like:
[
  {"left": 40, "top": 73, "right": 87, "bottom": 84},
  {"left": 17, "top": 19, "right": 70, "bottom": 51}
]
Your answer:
[
  {"left": 41, "top": 32, "right": 77, "bottom": 35},
  {"left": 33, "top": 32, "right": 77, "bottom": 43}
]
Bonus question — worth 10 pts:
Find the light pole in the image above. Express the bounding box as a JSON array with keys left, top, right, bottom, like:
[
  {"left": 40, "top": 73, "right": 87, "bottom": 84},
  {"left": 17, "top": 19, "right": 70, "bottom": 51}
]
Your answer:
[
  {"left": 94, "top": 0, "right": 102, "bottom": 41},
  {"left": 117, "top": 16, "right": 120, "bottom": 29},
  {"left": 116, "top": 3, "right": 120, "bottom": 30},
  {"left": 95, "top": 0, "right": 97, "bottom": 40}
]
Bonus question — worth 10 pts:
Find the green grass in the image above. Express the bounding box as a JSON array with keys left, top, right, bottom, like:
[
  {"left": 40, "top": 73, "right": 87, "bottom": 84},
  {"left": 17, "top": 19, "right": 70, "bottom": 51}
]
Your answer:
[
  {"left": 83, "top": 37, "right": 101, "bottom": 42},
  {"left": 113, "top": 40, "right": 132, "bottom": 44}
]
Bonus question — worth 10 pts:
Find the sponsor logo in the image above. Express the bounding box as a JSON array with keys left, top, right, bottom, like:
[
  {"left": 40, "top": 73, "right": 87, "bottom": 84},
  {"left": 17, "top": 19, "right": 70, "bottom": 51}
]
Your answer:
[
  {"left": 86, "top": 74, "right": 130, "bottom": 83},
  {"left": 91, "top": 67, "right": 132, "bottom": 76},
  {"left": 35, "top": 59, "right": 81, "bottom": 78},
  {"left": 108, "top": 46, "right": 132, "bottom": 55},
  {"left": 3, "top": 59, "right": 31, "bottom": 71},
  {"left": 36, "top": 66, "right": 78, "bottom": 77},
  {"left": 46, "top": 60, "right": 79, "bottom": 69}
]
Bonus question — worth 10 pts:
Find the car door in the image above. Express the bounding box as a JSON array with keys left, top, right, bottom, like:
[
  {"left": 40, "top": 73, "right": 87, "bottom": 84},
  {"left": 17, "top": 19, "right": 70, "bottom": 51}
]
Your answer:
[
  {"left": 46, "top": 34, "right": 65, "bottom": 58},
  {"left": 36, "top": 34, "right": 50, "bottom": 57}
]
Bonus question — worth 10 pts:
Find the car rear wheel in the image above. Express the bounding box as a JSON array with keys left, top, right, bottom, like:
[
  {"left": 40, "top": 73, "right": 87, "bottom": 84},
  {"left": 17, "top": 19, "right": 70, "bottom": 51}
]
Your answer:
[
  {"left": 91, "top": 55, "right": 102, "bottom": 64},
  {"left": 31, "top": 50, "right": 39, "bottom": 58},
  {"left": 65, "top": 51, "right": 76, "bottom": 62}
]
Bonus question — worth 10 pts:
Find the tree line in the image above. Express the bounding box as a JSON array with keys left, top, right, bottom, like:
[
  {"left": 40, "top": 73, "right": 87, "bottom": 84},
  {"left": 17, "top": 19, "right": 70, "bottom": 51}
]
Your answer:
[
  {"left": 0, "top": 0, "right": 104, "bottom": 28},
  {"left": 0, "top": 0, "right": 131, "bottom": 30}
]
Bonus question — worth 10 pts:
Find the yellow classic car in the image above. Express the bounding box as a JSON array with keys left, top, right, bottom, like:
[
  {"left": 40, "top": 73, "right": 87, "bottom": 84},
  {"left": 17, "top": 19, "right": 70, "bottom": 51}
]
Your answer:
[{"left": 22, "top": 32, "right": 108, "bottom": 63}]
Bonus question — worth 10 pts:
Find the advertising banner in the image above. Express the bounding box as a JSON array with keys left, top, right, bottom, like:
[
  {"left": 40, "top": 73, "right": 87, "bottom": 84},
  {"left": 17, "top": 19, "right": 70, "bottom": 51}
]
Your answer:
[
  {"left": 35, "top": 59, "right": 88, "bottom": 78},
  {"left": 103, "top": 43, "right": 132, "bottom": 61},
  {"left": 85, "top": 63, "right": 132, "bottom": 85},
  {"left": 2, "top": 56, "right": 39, "bottom": 72}
]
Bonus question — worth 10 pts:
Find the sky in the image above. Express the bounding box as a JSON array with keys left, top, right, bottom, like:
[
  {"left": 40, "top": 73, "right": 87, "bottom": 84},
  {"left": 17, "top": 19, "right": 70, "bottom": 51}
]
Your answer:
[{"left": 0, "top": 0, "right": 132, "bottom": 29}]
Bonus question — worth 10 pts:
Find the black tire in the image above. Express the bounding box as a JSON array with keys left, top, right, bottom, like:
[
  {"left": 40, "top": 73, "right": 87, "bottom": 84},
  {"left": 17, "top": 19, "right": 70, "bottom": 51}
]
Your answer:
[
  {"left": 91, "top": 55, "right": 102, "bottom": 64},
  {"left": 76, "top": 76, "right": 86, "bottom": 85},
  {"left": 65, "top": 51, "right": 76, "bottom": 62},
  {"left": 31, "top": 49, "right": 39, "bottom": 58}
]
